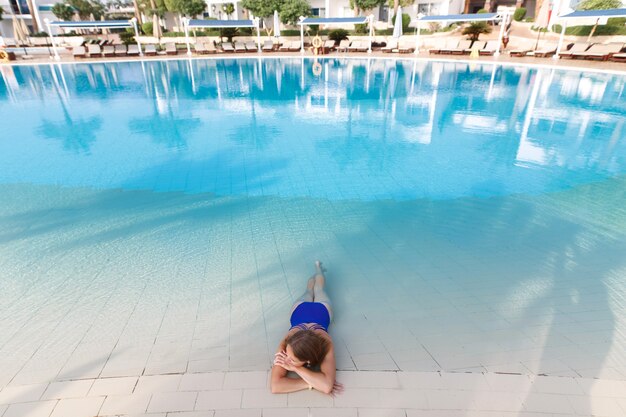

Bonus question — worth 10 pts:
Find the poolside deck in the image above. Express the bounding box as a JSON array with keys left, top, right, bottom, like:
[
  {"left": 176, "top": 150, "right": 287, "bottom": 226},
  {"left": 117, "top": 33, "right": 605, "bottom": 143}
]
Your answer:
[
  {"left": 1, "top": 370, "right": 625, "bottom": 416},
  {"left": 3, "top": 49, "right": 626, "bottom": 73}
]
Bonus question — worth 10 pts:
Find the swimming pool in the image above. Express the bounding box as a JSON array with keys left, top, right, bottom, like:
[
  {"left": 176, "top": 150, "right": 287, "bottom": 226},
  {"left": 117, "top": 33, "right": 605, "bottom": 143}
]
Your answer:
[{"left": 1, "top": 58, "right": 626, "bottom": 385}]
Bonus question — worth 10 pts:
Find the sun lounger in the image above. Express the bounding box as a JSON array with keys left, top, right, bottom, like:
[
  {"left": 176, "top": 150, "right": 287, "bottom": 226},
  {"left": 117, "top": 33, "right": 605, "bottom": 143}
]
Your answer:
[
  {"left": 205, "top": 42, "right": 217, "bottom": 54},
  {"left": 429, "top": 39, "right": 455, "bottom": 54},
  {"left": 558, "top": 42, "right": 590, "bottom": 58},
  {"left": 221, "top": 42, "right": 235, "bottom": 52},
  {"left": 533, "top": 43, "right": 558, "bottom": 58},
  {"left": 509, "top": 48, "right": 532, "bottom": 57},
  {"left": 87, "top": 44, "right": 102, "bottom": 57},
  {"left": 73, "top": 46, "right": 86, "bottom": 58},
  {"left": 398, "top": 41, "right": 414, "bottom": 54},
  {"left": 478, "top": 40, "right": 498, "bottom": 56},
  {"left": 103, "top": 45, "right": 115, "bottom": 57},
  {"left": 2, "top": 37, "right": 17, "bottom": 47},
  {"left": 145, "top": 44, "right": 157, "bottom": 56},
  {"left": 382, "top": 39, "right": 398, "bottom": 53},
  {"left": 446, "top": 39, "right": 473, "bottom": 54},
  {"left": 322, "top": 39, "right": 335, "bottom": 53},
  {"left": 289, "top": 41, "right": 302, "bottom": 51},
  {"left": 245, "top": 41, "right": 257, "bottom": 51},
  {"left": 194, "top": 42, "right": 208, "bottom": 54},
  {"left": 98, "top": 39, "right": 108, "bottom": 47},
  {"left": 571, "top": 43, "right": 623, "bottom": 61},
  {"left": 114, "top": 44, "right": 127, "bottom": 56},
  {"left": 234, "top": 42, "right": 246, "bottom": 52},
  {"left": 262, "top": 40, "right": 274, "bottom": 52},
  {"left": 336, "top": 39, "right": 351, "bottom": 52},
  {"left": 348, "top": 40, "right": 368, "bottom": 52},
  {"left": 609, "top": 52, "right": 626, "bottom": 62},
  {"left": 165, "top": 43, "right": 177, "bottom": 55},
  {"left": 127, "top": 44, "right": 140, "bottom": 56}
]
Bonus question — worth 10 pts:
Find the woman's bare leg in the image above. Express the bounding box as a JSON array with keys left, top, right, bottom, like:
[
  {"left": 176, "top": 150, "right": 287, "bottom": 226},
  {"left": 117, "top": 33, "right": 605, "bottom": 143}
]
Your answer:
[
  {"left": 313, "top": 261, "right": 333, "bottom": 320},
  {"left": 290, "top": 276, "right": 315, "bottom": 314}
]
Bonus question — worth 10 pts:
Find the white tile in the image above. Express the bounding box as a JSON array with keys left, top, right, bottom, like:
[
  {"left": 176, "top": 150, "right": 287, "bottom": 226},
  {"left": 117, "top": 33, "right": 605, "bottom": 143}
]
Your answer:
[
  {"left": 287, "top": 389, "right": 333, "bottom": 407},
  {"left": 223, "top": 372, "right": 268, "bottom": 390},
  {"left": 167, "top": 412, "right": 215, "bottom": 417},
  {"left": 213, "top": 410, "right": 261, "bottom": 417},
  {"left": 125, "top": 414, "right": 167, "bottom": 417},
  {"left": 336, "top": 371, "right": 400, "bottom": 389},
  {"left": 356, "top": 409, "right": 406, "bottom": 417},
  {"left": 99, "top": 393, "right": 152, "bottom": 415},
  {"left": 41, "top": 380, "right": 94, "bottom": 400},
  {"left": 195, "top": 390, "right": 242, "bottom": 410},
  {"left": 568, "top": 395, "right": 624, "bottom": 417},
  {"left": 522, "top": 393, "right": 575, "bottom": 414},
  {"left": 310, "top": 409, "right": 357, "bottom": 417},
  {"left": 425, "top": 390, "right": 477, "bottom": 410},
  {"left": 438, "top": 372, "right": 490, "bottom": 391},
  {"left": 179, "top": 373, "right": 224, "bottom": 391},
  {"left": 0, "top": 384, "right": 49, "bottom": 405},
  {"left": 50, "top": 397, "right": 105, "bottom": 417},
  {"left": 241, "top": 389, "right": 286, "bottom": 408},
  {"left": 148, "top": 392, "right": 198, "bottom": 413},
  {"left": 529, "top": 375, "right": 585, "bottom": 395},
  {"left": 135, "top": 375, "right": 183, "bottom": 394},
  {"left": 3, "top": 400, "right": 57, "bottom": 417},
  {"left": 89, "top": 376, "right": 138, "bottom": 396},
  {"left": 260, "top": 409, "right": 308, "bottom": 417}
]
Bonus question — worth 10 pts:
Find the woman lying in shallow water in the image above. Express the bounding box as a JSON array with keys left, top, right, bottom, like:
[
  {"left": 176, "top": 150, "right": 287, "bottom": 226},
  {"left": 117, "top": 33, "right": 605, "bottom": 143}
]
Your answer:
[{"left": 270, "top": 261, "right": 343, "bottom": 395}]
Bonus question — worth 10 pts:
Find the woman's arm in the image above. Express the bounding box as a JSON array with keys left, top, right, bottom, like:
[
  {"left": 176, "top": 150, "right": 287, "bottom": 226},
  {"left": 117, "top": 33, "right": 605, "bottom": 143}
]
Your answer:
[
  {"left": 270, "top": 336, "right": 310, "bottom": 394},
  {"left": 293, "top": 347, "right": 336, "bottom": 394},
  {"left": 270, "top": 366, "right": 310, "bottom": 394}
]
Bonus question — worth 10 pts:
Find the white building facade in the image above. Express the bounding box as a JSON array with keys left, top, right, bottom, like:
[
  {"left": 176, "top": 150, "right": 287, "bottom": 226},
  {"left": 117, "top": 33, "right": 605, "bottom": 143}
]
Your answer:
[{"left": 0, "top": 0, "right": 59, "bottom": 36}]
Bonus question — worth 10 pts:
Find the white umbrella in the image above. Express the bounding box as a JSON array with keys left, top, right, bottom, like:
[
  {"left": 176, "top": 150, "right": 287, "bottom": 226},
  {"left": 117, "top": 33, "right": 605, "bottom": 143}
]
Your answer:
[
  {"left": 152, "top": 14, "right": 162, "bottom": 39},
  {"left": 393, "top": 6, "right": 403, "bottom": 39},
  {"left": 101, "top": 15, "right": 110, "bottom": 35},
  {"left": 273, "top": 10, "right": 280, "bottom": 39},
  {"left": 72, "top": 14, "right": 83, "bottom": 35},
  {"left": 534, "top": 0, "right": 550, "bottom": 49},
  {"left": 12, "top": 15, "right": 26, "bottom": 45}
]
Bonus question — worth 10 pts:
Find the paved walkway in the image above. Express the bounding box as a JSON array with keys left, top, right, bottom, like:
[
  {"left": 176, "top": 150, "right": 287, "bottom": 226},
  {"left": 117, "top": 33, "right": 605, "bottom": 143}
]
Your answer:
[{"left": 1, "top": 370, "right": 626, "bottom": 416}]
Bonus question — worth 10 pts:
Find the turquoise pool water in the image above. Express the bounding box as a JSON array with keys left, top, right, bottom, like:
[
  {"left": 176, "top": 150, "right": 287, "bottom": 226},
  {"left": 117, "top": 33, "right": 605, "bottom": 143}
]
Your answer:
[
  {"left": 1, "top": 58, "right": 626, "bottom": 385},
  {"left": 1, "top": 59, "right": 625, "bottom": 200}
]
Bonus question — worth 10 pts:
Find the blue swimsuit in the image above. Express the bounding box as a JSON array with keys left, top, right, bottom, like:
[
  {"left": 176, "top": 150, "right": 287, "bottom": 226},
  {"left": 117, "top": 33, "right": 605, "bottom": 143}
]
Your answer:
[{"left": 290, "top": 302, "right": 331, "bottom": 332}]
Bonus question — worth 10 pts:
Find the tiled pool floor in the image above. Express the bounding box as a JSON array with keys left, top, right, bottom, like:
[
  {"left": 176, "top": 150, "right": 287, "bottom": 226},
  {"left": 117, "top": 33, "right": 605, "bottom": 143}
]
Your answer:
[{"left": 1, "top": 178, "right": 625, "bottom": 391}]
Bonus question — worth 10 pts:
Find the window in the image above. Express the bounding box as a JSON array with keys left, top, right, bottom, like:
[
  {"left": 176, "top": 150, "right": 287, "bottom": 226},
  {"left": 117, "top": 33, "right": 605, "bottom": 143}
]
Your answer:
[
  {"left": 379, "top": 5, "right": 389, "bottom": 21},
  {"left": 311, "top": 8, "right": 326, "bottom": 17},
  {"left": 10, "top": 0, "right": 31, "bottom": 15},
  {"left": 418, "top": 3, "right": 439, "bottom": 15}
]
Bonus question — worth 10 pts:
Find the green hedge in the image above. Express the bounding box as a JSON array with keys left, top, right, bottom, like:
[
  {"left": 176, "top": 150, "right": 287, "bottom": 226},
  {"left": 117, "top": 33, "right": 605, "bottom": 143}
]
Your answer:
[
  {"left": 513, "top": 7, "right": 526, "bottom": 21},
  {"left": 553, "top": 18, "right": 626, "bottom": 36},
  {"left": 142, "top": 22, "right": 153, "bottom": 35}
]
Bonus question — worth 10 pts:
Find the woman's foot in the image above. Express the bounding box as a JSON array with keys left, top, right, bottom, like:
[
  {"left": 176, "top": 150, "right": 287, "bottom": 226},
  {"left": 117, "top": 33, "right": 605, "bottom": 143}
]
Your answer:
[{"left": 314, "top": 261, "right": 326, "bottom": 289}]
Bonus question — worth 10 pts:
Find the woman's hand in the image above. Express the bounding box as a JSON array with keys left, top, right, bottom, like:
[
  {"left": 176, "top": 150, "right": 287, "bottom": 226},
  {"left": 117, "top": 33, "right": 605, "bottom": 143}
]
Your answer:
[
  {"left": 273, "top": 351, "right": 298, "bottom": 372},
  {"left": 330, "top": 381, "right": 344, "bottom": 397}
]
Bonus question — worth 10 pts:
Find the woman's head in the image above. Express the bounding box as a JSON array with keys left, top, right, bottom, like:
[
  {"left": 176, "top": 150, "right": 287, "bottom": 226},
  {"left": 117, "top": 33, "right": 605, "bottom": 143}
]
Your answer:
[{"left": 285, "top": 330, "right": 330, "bottom": 367}]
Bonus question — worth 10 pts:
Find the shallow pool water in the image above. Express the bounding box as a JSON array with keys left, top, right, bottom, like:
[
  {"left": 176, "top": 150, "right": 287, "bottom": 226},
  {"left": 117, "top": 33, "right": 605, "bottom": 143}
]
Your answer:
[{"left": 1, "top": 58, "right": 626, "bottom": 386}]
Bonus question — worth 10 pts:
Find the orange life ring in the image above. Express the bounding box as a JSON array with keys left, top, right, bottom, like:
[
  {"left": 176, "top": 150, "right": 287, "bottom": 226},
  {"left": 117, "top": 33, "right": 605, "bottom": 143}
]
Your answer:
[{"left": 312, "top": 36, "right": 323, "bottom": 49}]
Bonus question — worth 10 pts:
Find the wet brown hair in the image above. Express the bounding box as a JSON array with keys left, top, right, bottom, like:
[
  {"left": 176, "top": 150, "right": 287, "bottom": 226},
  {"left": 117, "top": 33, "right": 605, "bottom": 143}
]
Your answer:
[{"left": 285, "top": 330, "right": 330, "bottom": 367}]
